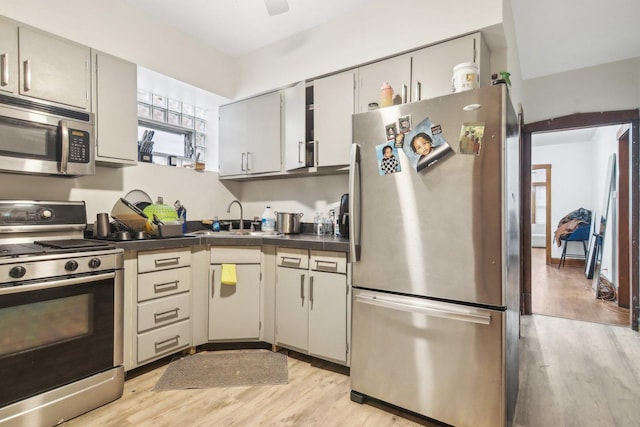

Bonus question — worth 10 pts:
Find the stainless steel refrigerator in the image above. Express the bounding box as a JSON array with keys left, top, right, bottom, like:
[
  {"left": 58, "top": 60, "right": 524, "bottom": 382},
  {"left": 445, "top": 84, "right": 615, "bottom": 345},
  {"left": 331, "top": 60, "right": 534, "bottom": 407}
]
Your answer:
[{"left": 349, "top": 84, "right": 520, "bottom": 427}]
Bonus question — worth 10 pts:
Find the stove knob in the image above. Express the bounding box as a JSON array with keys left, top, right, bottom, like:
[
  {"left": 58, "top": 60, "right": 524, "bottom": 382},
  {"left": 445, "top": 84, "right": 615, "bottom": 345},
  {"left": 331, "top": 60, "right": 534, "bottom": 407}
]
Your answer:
[
  {"left": 9, "top": 265, "right": 26, "bottom": 279},
  {"left": 65, "top": 260, "right": 79, "bottom": 271},
  {"left": 88, "top": 258, "right": 101, "bottom": 269}
]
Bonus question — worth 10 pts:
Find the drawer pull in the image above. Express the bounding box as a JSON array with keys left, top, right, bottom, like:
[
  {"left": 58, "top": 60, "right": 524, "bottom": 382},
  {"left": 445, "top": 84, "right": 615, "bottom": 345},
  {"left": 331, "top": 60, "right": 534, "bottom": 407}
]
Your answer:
[
  {"left": 154, "top": 256, "right": 180, "bottom": 267},
  {"left": 315, "top": 260, "right": 338, "bottom": 269},
  {"left": 281, "top": 256, "right": 302, "bottom": 266},
  {"left": 154, "top": 280, "right": 179, "bottom": 292},
  {"left": 155, "top": 335, "right": 180, "bottom": 351},
  {"left": 154, "top": 308, "right": 180, "bottom": 322}
]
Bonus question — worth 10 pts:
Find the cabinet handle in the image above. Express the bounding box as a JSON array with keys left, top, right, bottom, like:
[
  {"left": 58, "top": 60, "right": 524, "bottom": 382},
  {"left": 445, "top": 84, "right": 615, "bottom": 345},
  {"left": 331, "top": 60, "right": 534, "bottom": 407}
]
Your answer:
[
  {"left": 246, "top": 151, "right": 252, "bottom": 171},
  {"left": 1, "top": 54, "right": 8, "bottom": 87},
  {"left": 241, "top": 152, "right": 246, "bottom": 172},
  {"left": 314, "top": 140, "right": 319, "bottom": 166},
  {"left": 154, "top": 308, "right": 180, "bottom": 321},
  {"left": 310, "top": 275, "right": 314, "bottom": 302},
  {"left": 415, "top": 81, "right": 422, "bottom": 102},
  {"left": 154, "top": 280, "right": 179, "bottom": 292},
  {"left": 155, "top": 335, "right": 180, "bottom": 350},
  {"left": 300, "top": 274, "right": 305, "bottom": 300},
  {"left": 23, "top": 59, "right": 31, "bottom": 91},
  {"left": 281, "top": 256, "right": 301, "bottom": 266},
  {"left": 298, "top": 141, "right": 304, "bottom": 164},
  {"left": 315, "top": 260, "right": 338, "bottom": 270},
  {"left": 211, "top": 269, "right": 215, "bottom": 298},
  {"left": 154, "top": 257, "right": 180, "bottom": 267},
  {"left": 402, "top": 84, "right": 407, "bottom": 103}
]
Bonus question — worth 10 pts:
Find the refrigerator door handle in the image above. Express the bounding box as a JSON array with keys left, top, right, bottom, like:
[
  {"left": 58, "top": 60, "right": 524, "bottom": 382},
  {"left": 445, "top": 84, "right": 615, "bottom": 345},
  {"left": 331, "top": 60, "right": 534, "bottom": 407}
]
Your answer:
[
  {"left": 349, "top": 143, "right": 360, "bottom": 262},
  {"left": 355, "top": 294, "right": 492, "bottom": 325}
]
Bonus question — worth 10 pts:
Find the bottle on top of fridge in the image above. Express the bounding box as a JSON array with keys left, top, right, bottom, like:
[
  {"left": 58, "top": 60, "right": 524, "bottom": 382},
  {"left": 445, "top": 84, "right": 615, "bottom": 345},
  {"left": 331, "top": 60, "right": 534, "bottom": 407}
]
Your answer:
[
  {"left": 262, "top": 206, "right": 276, "bottom": 233},
  {"left": 380, "top": 82, "right": 393, "bottom": 107}
]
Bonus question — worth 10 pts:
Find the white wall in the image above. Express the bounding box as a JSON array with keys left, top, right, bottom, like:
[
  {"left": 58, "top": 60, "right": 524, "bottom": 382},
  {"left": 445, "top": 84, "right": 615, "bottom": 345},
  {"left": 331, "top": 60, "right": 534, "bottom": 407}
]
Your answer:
[{"left": 234, "top": 0, "right": 504, "bottom": 97}]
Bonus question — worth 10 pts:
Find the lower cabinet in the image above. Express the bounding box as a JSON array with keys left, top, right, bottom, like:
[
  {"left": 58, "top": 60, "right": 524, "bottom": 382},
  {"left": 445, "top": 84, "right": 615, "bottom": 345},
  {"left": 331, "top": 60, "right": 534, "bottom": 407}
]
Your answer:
[
  {"left": 275, "top": 248, "right": 349, "bottom": 365},
  {"left": 129, "top": 247, "right": 192, "bottom": 369},
  {"left": 208, "top": 246, "right": 262, "bottom": 341}
]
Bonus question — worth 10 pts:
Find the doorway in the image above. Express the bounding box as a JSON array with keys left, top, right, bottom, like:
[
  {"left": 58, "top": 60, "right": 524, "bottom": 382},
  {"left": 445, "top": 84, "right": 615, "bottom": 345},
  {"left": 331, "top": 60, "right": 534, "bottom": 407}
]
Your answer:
[{"left": 521, "top": 110, "right": 639, "bottom": 330}]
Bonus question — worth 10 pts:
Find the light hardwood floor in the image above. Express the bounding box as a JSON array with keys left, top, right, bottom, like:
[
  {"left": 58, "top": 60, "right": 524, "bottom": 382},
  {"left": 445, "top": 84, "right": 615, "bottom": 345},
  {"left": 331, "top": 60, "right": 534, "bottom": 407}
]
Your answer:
[
  {"left": 530, "top": 248, "right": 629, "bottom": 326},
  {"left": 67, "top": 313, "right": 640, "bottom": 427}
]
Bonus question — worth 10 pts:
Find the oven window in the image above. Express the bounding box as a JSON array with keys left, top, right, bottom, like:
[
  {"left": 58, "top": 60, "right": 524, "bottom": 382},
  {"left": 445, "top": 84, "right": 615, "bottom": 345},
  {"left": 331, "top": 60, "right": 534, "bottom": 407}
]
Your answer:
[
  {"left": 0, "top": 294, "right": 91, "bottom": 357},
  {"left": 0, "top": 277, "right": 115, "bottom": 407}
]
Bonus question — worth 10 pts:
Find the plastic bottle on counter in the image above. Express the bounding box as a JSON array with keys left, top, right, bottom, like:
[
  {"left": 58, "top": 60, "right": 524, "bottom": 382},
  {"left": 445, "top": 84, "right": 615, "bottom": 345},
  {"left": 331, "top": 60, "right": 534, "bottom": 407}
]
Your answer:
[
  {"left": 174, "top": 200, "right": 187, "bottom": 234},
  {"left": 261, "top": 206, "right": 276, "bottom": 234},
  {"left": 212, "top": 216, "right": 221, "bottom": 232}
]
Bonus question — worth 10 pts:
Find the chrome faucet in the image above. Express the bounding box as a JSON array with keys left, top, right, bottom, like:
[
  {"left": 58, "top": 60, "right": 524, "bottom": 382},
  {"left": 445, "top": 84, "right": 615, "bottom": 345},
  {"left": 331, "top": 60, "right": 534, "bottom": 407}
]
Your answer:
[{"left": 226, "top": 199, "right": 244, "bottom": 231}]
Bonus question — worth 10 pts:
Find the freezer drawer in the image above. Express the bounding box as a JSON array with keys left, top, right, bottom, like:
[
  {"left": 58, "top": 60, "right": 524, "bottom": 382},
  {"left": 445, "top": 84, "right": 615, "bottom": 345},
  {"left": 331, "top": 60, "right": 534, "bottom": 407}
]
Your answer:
[{"left": 350, "top": 288, "right": 506, "bottom": 427}]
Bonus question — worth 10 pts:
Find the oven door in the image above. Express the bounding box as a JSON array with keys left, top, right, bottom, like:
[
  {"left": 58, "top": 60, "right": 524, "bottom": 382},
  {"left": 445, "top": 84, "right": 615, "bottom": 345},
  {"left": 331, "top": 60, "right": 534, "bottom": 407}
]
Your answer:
[
  {"left": 0, "top": 271, "right": 122, "bottom": 408},
  {"left": 0, "top": 102, "right": 95, "bottom": 176}
]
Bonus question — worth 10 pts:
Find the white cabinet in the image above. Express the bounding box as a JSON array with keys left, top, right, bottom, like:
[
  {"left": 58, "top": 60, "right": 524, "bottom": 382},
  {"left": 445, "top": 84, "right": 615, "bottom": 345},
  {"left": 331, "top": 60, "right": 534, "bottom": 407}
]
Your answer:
[
  {"left": 132, "top": 247, "right": 192, "bottom": 368},
  {"left": 275, "top": 248, "right": 349, "bottom": 364},
  {"left": 411, "top": 32, "right": 489, "bottom": 102},
  {"left": 208, "top": 246, "right": 262, "bottom": 341},
  {"left": 219, "top": 91, "right": 281, "bottom": 177},
  {"left": 0, "top": 17, "right": 17, "bottom": 94},
  {"left": 92, "top": 50, "right": 137, "bottom": 165},
  {"left": 18, "top": 26, "right": 91, "bottom": 109},
  {"left": 357, "top": 54, "right": 411, "bottom": 113},
  {"left": 284, "top": 71, "right": 355, "bottom": 171},
  {"left": 313, "top": 70, "right": 356, "bottom": 167}
]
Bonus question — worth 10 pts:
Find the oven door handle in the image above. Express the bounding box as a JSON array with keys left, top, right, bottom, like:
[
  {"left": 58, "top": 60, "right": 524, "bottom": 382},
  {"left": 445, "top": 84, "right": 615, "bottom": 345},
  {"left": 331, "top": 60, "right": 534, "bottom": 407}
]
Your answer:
[{"left": 0, "top": 272, "right": 116, "bottom": 295}]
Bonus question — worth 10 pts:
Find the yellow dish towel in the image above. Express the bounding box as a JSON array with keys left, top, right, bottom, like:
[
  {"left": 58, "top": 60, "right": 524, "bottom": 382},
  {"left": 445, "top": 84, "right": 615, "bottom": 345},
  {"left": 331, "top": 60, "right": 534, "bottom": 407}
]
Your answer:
[{"left": 221, "top": 263, "right": 237, "bottom": 285}]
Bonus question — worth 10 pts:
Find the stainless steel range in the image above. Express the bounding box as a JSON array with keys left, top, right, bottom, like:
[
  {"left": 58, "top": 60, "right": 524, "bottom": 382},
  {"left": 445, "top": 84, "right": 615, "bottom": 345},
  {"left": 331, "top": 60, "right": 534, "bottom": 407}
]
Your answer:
[{"left": 0, "top": 200, "right": 124, "bottom": 426}]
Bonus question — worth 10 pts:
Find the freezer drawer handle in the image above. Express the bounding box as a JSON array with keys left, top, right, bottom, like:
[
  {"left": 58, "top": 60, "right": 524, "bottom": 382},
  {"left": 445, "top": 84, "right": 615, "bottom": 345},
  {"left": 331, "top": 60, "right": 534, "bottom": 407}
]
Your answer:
[{"left": 355, "top": 294, "right": 491, "bottom": 325}]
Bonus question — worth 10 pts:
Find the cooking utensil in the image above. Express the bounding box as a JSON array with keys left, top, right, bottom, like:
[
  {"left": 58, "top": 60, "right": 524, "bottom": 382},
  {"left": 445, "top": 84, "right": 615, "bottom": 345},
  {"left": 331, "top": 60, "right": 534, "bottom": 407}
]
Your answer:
[
  {"left": 115, "top": 231, "right": 132, "bottom": 241},
  {"left": 111, "top": 198, "right": 148, "bottom": 232},
  {"left": 275, "top": 212, "right": 303, "bottom": 234}
]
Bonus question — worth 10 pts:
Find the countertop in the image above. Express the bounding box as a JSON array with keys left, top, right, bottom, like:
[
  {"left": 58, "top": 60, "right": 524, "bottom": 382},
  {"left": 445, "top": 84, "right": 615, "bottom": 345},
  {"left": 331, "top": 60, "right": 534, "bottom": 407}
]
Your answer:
[{"left": 96, "top": 233, "right": 349, "bottom": 253}]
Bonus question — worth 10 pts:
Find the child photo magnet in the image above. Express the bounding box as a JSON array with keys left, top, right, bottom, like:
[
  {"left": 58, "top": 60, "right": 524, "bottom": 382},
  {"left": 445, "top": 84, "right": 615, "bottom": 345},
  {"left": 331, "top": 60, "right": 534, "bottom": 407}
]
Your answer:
[
  {"left": 376, "top": 142, "right": 401, "bottom": 176},
  {"left": 402, "top": 117, "right": 453, "bottom": 172},
  {"left": 459, "top": 123, "right": 485, "bottom": 155}
]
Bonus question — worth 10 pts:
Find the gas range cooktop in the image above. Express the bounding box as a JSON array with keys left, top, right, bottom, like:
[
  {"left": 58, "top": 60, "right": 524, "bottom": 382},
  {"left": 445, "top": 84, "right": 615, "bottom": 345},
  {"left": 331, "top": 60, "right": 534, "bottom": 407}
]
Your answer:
[{"left": 0, "top": 239, "right": 115, "bottom": 258}]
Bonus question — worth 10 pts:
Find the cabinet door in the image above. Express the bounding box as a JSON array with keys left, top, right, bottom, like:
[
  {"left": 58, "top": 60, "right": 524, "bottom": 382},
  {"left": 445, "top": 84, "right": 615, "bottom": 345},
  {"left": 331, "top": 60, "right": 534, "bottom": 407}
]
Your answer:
[
  {"left": 0, "top": 18, "right": 17, "bottom": 94},
  {"left": 411, "top": 33, "right": 481, "bottom": 102},
  {"left": 92, "top": 50, "right": 137, "bottom": 165},
  {"left": 245, "top": 91, "right": 281, "bottom": 175},
  {"left": 208, "top": 264, "right": 261, "bottom": 340},
  {"left": 275, "top": 266, "right": 308, "bottom": 351},
  {"left": 357, "top": 54, "right": 411, "bottom": 113},
  {"left": 314, "top": 69, "right": 355, "bottom": 167},
  {"left": 219, "top": 100, "right": 247, "bottom": 176},
  {"left": 308, "top": 271, "right": 347, "bottom": 363},
  {"left": 283, "top": 81, "right": 306, "bottom": 171},
  {"left": 18, "top": 26, "right": 90, "bottom": 109}
]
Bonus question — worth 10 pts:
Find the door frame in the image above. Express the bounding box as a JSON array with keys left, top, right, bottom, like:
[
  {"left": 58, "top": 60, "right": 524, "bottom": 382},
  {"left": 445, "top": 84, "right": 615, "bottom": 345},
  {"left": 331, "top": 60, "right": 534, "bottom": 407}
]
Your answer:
[
  {"left": 531, "top": 164, "right": 552, "bottom": 264},
  {"left": 520, "top": 110, "right": 639, "bottom": 331}
]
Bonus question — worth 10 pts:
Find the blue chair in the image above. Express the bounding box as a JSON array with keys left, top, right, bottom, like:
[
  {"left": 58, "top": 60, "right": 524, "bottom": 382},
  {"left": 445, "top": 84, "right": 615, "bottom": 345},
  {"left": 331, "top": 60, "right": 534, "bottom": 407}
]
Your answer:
[{"left": 558, "top": 223, "right": 591, "bottom": 268}]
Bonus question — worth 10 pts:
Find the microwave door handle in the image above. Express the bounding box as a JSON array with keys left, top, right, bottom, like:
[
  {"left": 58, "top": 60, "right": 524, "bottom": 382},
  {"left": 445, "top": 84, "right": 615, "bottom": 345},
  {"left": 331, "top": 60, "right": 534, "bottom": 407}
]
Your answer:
[{"left": 59, "top": 120, "right": 69, "bottom": 174}]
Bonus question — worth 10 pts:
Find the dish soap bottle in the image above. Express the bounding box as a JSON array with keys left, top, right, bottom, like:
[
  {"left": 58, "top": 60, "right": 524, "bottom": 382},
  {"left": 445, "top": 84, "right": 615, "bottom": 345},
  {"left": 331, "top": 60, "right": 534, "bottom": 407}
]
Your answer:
[
  {"left": 212, "top": 216, "right": 221, "bottom": 232},
  {"left": 262, "top": 206, "right": 276, "bottom": 234}
]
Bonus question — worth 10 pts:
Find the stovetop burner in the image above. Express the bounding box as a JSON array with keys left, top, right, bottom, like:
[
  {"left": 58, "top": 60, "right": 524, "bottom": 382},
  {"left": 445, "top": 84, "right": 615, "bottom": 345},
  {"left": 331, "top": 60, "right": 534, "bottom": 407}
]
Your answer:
[
  {"left": 0, "top": 240, "right": 116, "bottom": 259},
  {"left": 34, "top": 239, "right": 113, "bottom": 250}
]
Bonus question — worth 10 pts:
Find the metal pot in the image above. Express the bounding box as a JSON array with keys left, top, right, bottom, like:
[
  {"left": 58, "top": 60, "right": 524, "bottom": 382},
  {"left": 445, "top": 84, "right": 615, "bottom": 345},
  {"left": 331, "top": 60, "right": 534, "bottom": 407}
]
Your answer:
[{"left": 276, "top": 212, "right": 303, "bottom": 234}]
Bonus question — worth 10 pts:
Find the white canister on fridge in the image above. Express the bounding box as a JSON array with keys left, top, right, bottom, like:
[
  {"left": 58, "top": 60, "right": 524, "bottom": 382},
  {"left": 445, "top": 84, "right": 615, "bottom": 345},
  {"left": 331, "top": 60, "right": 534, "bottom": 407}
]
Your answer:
[{"left": 452, "top": 62, "right": 479, "bottom": 93}]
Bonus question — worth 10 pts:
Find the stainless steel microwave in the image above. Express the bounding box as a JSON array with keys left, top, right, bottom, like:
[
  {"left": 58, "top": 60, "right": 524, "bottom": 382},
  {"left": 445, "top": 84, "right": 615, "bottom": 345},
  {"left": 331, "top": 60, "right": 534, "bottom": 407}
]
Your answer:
[{"left": 0, "top": 94, "right": 95, "bottom": 176}]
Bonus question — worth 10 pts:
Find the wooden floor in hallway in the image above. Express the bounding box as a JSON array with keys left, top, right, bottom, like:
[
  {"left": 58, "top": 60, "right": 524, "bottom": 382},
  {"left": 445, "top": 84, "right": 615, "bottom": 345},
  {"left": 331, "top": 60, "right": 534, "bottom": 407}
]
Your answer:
[{"left": 530, "top": 248, "right": 629, "bottom": 326}]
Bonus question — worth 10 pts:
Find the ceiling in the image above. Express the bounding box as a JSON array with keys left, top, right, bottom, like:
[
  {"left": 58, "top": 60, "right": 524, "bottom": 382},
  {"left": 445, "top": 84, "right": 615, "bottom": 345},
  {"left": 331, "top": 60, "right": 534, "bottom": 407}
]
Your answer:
[{"left": 123, "top": 0, "right": 640, "bottom": 80}]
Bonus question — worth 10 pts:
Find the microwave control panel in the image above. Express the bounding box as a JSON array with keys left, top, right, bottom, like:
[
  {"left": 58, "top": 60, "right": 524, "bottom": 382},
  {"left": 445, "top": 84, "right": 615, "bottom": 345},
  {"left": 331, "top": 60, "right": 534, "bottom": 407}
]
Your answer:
[{"left": 68, "top": 129, "right": 90, "bottom": 163}]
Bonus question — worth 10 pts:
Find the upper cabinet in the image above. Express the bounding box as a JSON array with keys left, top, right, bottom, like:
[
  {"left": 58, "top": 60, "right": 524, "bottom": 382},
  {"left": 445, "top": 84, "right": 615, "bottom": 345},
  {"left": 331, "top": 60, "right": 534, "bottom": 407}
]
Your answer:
[
  {"left": 0, "top": 17, "right": 90, "bottom": 110},
  {"left": 411, "top": 33, "right": 488, "bottom": 102},
  {"left": 356, "top": 54, "right": 411, "bottom": 113},
  {"left": 92, "top": 50, "right": 138, "bottom": 166},
  {"left": 219, "top": 91, "right": 281, "bottom": 177}
]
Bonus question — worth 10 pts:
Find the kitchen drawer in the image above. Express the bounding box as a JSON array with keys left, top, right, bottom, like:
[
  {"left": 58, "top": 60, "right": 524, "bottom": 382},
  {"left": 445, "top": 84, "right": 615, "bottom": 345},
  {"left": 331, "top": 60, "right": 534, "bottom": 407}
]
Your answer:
[
  {"left": 277, "top": 247, "right": 308, "bottom": 269},
  {"left": 137, "top": 319, "right": 191, "bottom": 364},
  {"left": 210, "top": 246, "right": 261, "bottom": 264},
  {"left": 138, "top": 247, "right": 191, "bottom": 273},
  {"left": 137, "top": 292, "right": 191, "bottom": 333},
  {"left": 310, "top": 250, "right": 347, "bottom": 274},
  {"left": 137, "top": 266, "right": 191, "bottom": 302}
]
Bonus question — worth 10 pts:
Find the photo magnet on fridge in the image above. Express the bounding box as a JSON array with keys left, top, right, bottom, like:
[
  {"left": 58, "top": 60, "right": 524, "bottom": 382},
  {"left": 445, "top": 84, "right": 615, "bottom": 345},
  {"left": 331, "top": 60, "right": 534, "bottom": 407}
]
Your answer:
[
  {"left": 376, "top": 142, "right": 401, "bottom": 176},
  {"left": 402, "top": 117, "right": 453, "bottom": 172},
  {"left": 459, "top": 123, "right": 485, "bottom": 155},
  {"left": 384, "top": 122, "right": 398, "bottom": 141}
]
